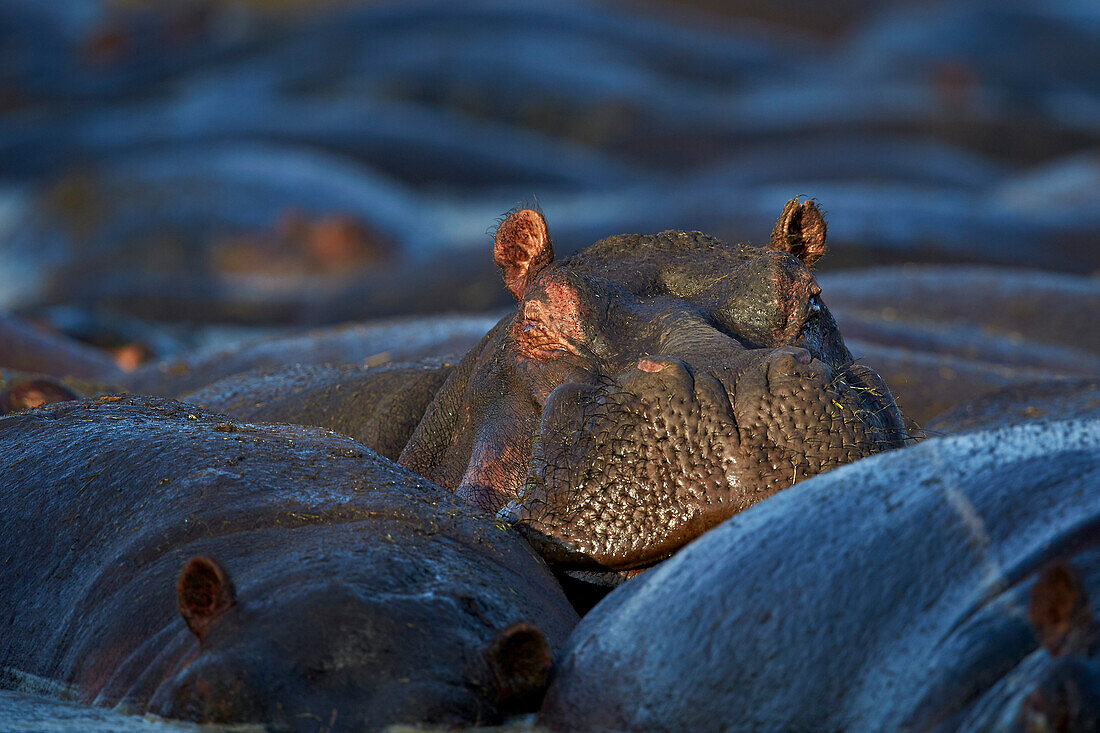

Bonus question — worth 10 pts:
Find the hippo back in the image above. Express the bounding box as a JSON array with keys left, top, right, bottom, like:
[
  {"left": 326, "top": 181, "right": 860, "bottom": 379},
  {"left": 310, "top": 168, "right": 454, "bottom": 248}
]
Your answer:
[
  {"left": 540, "top": 419, "right": 1100, "bottom": 731},
  {"left": 0, "top": 397, "right": 577, "bottom": 728}
]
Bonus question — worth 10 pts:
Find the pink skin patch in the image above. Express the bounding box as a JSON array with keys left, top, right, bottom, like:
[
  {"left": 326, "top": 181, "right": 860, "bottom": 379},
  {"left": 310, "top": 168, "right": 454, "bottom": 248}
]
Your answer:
[
  {"left": 637, "top": 358, "right": 666, "bottom": 373},
  {"left": 511, "top": 279, "right": 585, "bottom": 361},
  {"left": 457, "top": 441, "right": 526, "bottom": 511}
]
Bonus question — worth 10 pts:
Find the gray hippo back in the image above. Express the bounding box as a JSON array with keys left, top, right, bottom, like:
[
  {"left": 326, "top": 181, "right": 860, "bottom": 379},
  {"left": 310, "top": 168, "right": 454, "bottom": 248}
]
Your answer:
[
  {"left": 540, "top": 419, "right": 1100, "bottom": 731},
  {"left": 0, "top": 397, "right": 577, "bottom": 730}
]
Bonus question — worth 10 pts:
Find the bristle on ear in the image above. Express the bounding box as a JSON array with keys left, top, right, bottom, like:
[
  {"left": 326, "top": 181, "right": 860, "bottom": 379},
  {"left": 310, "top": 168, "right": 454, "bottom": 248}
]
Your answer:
[{"left": 493, "top": 208, "right": 555, "bottom": 300}]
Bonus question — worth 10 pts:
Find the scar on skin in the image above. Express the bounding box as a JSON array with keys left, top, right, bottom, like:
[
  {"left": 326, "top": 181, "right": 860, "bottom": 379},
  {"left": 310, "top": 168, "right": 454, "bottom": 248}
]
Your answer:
[
  {"left": 638, "top": 359, "right": 666, "bottom": 373},
  {"left": 943, "top": 481, "right": 1007, "bottom": 598}
]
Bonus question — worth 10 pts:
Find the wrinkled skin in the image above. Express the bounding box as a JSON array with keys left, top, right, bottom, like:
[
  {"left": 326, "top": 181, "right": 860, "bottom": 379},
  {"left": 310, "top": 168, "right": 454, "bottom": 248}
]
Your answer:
[
  {"left": 400, "top": 200, "right": 908, "bottom": 576},
  {"left": 0, "top": 397, "right": 577, "bottom": 731},
  {"left": 540, "top": 419, "right": 1100, "bottom": 731}
]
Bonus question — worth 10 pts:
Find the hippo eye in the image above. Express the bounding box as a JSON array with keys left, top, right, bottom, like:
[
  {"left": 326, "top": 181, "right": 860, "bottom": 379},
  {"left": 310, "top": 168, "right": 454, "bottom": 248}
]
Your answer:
[{"left": 799, "top": 296, "right": 822, "bottom": 336}]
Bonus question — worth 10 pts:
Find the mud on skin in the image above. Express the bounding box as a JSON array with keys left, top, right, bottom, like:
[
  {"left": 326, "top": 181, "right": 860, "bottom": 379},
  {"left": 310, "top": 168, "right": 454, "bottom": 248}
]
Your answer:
[
  {"left": 0, "top": 397, "right": 577, "bottom": 731},
  {"left": 400, "top": 198, "right": 909, "bottom": 579}
]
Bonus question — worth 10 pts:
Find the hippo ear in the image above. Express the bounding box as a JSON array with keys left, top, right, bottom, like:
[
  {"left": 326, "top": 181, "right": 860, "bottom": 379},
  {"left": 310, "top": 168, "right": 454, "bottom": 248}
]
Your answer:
[
  {"left": 0, "top": 379, "right": 78, "bottom": 415},
  {"left": 1028, "top": 562, "right": 1097, "bottom": 656},
  {"left": 770, "top": 198, "right": 827, "bottom": 269},
  {"left": 484, "top": 622, "right": 552, "bottom": 713},
  {"left": 494, "top": 208, "right": 555, "bottom": 300},
  {"left": 177, "top": 556, "right": 237, "bottom": 644}
]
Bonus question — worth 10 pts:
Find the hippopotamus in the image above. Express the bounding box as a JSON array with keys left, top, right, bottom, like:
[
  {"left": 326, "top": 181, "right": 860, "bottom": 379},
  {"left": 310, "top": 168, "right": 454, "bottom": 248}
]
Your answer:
[
  {"left": 539, "top": 418, "right": 1100, "bottom": 731},
  {"left": 0, "top": 314, "right": 124, "bottom": 382},
  {"left": 0, "top": 376, "right": 78, "bottom": 414},
  {"left": 394, "top": 201, "right": 907, "bottom": 578},
  {"left": 0, "top": 396, "right": 577, "bottom": 730},
  {"left": 123, "top": 313, "right": 498, "bottom": 397},
  {"left": 114, "top": 201, "right": 905, "bottom": 589},
  {"left": 186, "top": 359, "right": 456, "bottom": 461}
]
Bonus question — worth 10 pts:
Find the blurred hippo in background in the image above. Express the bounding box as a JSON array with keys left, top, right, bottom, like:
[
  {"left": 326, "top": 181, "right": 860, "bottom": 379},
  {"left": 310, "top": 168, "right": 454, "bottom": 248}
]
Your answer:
[
  {"left": 822, "top": 266, "right": 1100, "bottom": 424},
  {"left": 0, "top": 314, "right": 125, "bottom": 382},
  {"left": 925, "top": 377, "right": 1100, "bottom": 436},
  {"left": 0, "top": 397, "right": 577, "bottom": 730},
  {"left": 540, "top": 418, "right": 1100, "bottom": 731}
]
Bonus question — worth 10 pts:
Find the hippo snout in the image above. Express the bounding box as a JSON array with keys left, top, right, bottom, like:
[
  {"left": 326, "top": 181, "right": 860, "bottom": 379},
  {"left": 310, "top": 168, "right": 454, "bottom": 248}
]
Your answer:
[{"left": 506, "top": 345, "right": 906, "bottom": 571}]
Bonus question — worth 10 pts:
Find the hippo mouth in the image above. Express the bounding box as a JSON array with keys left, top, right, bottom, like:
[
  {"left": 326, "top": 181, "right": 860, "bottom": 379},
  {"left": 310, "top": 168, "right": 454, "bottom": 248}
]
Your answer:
[{"left": 500, "top": 350, "right": 909, "bottom": 575}]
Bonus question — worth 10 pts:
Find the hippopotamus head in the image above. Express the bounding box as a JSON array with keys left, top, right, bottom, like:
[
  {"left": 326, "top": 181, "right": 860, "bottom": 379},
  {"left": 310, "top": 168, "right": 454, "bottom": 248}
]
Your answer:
[
  {"left": 148, "top": 556, "right": 556, "bottom": 729},
  {"left": 400, "top": 199, "right": 909, "bottom": 575}
]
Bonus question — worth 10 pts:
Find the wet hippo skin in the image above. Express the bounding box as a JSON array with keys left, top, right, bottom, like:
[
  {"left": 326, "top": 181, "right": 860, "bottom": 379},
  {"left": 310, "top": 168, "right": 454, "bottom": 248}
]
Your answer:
[
  {"left": 822, "top": 266, "right": 1100, "bottom": 425},
  {"left": 0, "top": 397, "right": 577, "bottom": 731},
  {"left": 539, "top": 419, "right": 1100, "bottom": 731}
]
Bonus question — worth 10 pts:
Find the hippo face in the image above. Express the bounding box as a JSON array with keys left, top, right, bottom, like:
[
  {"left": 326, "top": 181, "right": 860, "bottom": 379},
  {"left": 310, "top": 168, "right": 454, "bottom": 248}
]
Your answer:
[
  {"left": 148, "top": 557, "right": 552, "bottom": 729},
  {"left": 400, "top": 199, "right": 908, "bottom": 574}
]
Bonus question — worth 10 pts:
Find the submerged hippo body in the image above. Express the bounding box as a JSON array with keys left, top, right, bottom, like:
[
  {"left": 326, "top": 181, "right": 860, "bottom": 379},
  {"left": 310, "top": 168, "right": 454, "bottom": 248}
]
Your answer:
[
  {"left": 0, "top": 397, "right": 577, "bottom": 730},
  {"left": 399, "top": 201, "right": 908, "bottom": 576},
  {"left": 540, "top": 419, "right": 1100, "bottom": 731},
  {"left": 185, "top": 358, "right": 456, "bottom": 461}
]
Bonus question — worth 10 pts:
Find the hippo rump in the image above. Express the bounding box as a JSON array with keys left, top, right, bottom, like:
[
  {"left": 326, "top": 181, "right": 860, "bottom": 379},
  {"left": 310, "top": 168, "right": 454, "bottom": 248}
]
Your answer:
[
  {"left": 0, "top": 397, "right": 577, "bottom": 730},
  {"left": 539, "top": 419, "right": 1100, "bottom": 731}
]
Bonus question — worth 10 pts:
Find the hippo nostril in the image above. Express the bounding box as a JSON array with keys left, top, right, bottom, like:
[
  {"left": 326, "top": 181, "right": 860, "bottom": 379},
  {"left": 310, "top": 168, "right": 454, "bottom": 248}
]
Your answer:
[
  {"left": 787, "top": 347, "right": 812, "bottom": 365},
  {"left": 769, "top": 347, "right": 813, "bottom": 374}
]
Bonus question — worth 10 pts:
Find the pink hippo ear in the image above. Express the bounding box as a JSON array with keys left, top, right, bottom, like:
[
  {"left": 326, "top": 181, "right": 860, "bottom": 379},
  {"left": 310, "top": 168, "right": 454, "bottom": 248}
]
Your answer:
[
  {"left": 1028, "top": 562, "right": 1097, "bottom": 656},
  {"left": 494, "top": 208, "right": 555, "bottom": 300},
  {"left": 177, "top": 556, "right": 237, "bottom": 644},
  {"left": 484, "top": 622, "right": 552, "bottom": 713},
  {"left": 770, "top": 197, "right": 827, "bottom": 269}
]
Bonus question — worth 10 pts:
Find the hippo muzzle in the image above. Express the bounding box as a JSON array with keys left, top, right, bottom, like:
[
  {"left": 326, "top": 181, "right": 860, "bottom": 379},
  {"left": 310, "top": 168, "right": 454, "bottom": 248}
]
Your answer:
[{"left": 504, "top": 345, "right": 907, "bottom": 569}]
